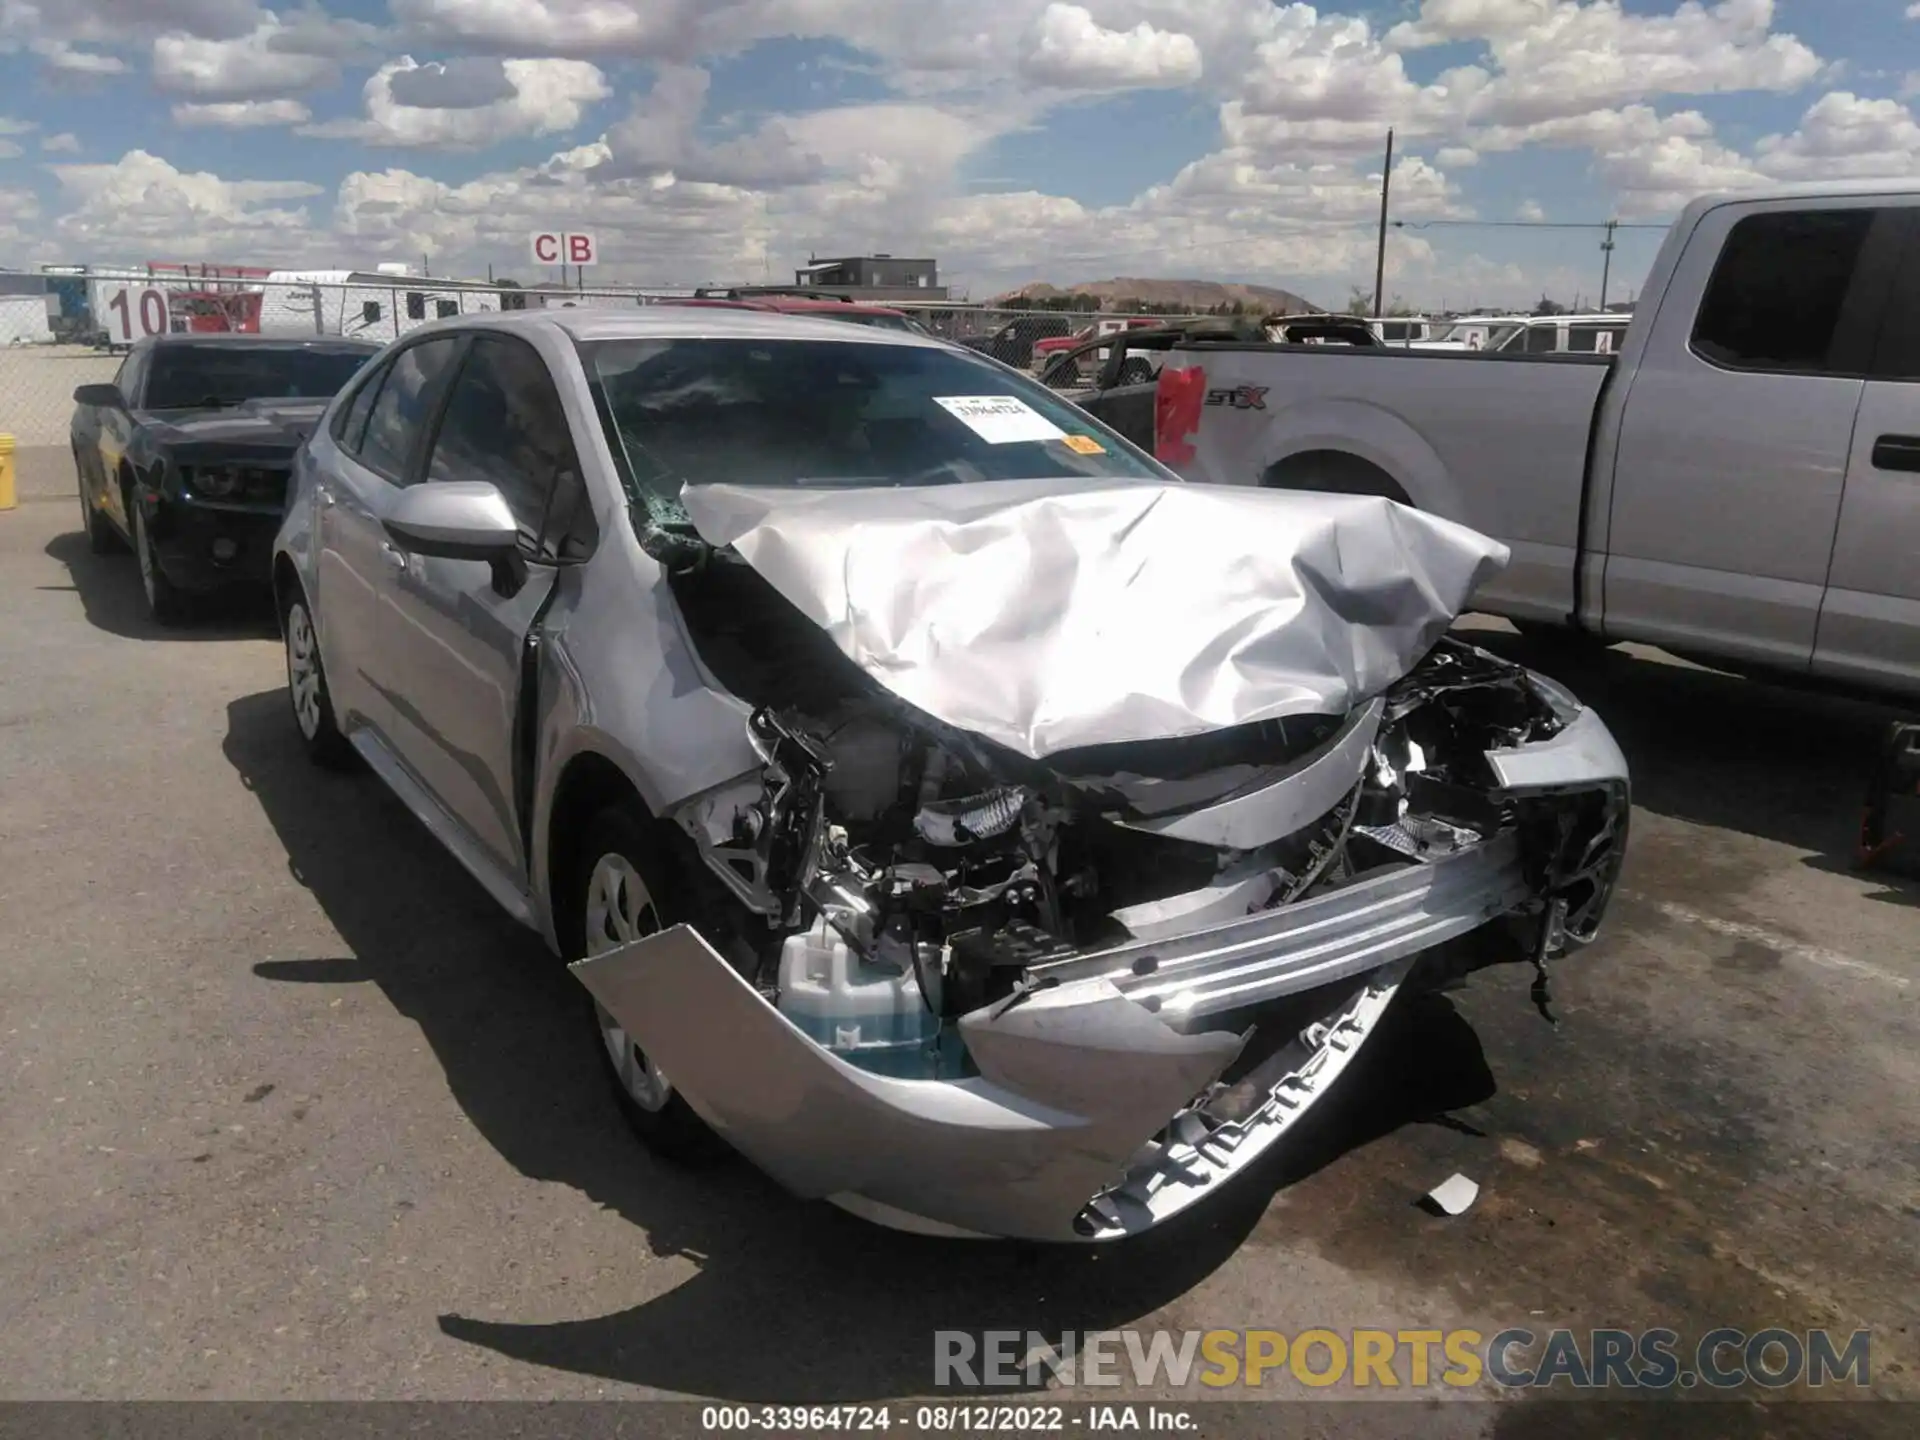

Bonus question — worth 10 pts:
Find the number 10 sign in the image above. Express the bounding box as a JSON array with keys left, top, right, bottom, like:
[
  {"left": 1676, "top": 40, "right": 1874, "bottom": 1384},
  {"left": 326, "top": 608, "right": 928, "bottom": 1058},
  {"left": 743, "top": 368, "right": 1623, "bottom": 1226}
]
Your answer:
[{"left": 91, "top": 283, "right": 172, "bottom": 344}]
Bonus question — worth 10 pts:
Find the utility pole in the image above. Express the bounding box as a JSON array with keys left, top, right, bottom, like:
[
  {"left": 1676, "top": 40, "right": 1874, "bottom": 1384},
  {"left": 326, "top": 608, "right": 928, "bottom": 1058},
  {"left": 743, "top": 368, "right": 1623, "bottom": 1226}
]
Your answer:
[
  {"left": 1599, "top": 219, "right": 1618, "bottom": 312},
  {"left": 1373, "top": 128, "right": 1394, "bottom": 318}
]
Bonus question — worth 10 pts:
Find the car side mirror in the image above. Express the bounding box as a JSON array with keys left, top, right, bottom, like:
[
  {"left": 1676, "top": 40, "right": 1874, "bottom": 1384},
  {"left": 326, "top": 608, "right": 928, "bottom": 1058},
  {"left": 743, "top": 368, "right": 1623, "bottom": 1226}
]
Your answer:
[
  {"left": 383, "top": 482, "right": 527, "bottom": 595},
  {"left": 74, "top": 383, "right": 127, "bottom": 409}
]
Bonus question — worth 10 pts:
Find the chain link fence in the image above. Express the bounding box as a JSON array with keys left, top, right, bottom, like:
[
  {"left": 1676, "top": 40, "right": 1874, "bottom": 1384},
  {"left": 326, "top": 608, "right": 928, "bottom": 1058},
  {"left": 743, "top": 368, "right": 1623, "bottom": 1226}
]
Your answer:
[{"left": 1, "top": 271, "right": 1221, "bottom": 499}]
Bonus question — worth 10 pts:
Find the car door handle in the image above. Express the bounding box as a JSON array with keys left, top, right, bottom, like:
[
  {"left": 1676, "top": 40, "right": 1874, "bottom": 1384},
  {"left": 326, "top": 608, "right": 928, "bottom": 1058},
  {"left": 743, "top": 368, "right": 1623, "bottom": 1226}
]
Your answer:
[{"left": 1870, "top": 435, "right": 1920, "bottom": 473}]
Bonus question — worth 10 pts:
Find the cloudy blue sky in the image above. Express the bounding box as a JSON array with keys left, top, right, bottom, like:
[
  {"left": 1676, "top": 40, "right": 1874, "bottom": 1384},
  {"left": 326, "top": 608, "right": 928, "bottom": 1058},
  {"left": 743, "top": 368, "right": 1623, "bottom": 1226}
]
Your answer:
[{"left": 2, "top": 1, "right": 1917, "bottom": 308}]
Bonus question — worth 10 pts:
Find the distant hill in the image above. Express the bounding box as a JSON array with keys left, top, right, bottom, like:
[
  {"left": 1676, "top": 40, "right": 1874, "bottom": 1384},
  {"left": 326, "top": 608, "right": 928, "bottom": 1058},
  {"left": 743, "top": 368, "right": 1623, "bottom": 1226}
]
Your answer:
[{"left": 989, "top": 277, "right": 1324, "bottom": 313}]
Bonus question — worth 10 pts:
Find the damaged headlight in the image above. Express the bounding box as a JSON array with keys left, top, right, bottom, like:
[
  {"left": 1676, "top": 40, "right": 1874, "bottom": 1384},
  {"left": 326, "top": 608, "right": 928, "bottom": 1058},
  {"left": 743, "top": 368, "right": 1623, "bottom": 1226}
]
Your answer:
[{"left": 1525, "top": 670, "right": 1586, "bottom": 727}]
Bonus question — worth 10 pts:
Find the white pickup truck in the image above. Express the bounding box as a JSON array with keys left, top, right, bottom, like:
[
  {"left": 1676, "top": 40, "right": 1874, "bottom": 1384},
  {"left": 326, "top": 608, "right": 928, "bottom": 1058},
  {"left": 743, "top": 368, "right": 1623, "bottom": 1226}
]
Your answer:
[{"left": 1135, "top": 181, "right": 1920, "bottom": 701}]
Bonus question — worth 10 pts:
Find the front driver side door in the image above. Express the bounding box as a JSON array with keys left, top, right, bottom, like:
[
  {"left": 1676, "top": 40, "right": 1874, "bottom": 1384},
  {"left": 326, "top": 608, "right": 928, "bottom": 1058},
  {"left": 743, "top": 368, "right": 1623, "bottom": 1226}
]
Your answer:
[{"left": 368, "top": 333, "right": 591, "bottom": 884}]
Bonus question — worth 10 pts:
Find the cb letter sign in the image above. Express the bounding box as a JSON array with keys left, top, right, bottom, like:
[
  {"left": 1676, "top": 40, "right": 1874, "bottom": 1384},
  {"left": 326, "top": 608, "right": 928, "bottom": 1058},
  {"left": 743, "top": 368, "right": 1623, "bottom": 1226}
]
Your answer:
[{"left": 530, "top": 232, "right": 598, "bottom": 267}]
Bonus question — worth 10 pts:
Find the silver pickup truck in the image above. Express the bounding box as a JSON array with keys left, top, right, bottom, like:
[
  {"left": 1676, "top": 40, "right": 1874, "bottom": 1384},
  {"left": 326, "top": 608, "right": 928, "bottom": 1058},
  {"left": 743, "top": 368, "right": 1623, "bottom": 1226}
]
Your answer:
[{"left": 1134, "top": 180, "right": 1920, "bottom": 701}]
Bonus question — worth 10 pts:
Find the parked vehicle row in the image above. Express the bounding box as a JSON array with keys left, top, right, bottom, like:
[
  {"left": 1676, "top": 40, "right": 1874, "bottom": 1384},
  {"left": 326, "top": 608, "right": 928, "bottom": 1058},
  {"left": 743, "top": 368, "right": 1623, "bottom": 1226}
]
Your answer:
[{"left": 1105, "top": 180, "right": 1920, "bottom": 702}]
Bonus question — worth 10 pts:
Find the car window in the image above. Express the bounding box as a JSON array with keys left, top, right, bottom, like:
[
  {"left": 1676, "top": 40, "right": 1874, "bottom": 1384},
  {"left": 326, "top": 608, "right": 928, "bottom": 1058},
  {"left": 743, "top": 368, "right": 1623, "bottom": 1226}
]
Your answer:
[
  {"left": 1692, "top": 209, "right": 1876, "bottom": 374},
  {"left": 143, "top": 345, "right": 375, "bottom": 410},
  {"left": 1871, "top": 222, "right": 1920, "bottom": 383},
  {"left": 426, "top": 336, "right": 581, "bottom": 552},
  {"left": 356, "top": 337, "right": 463, "bottom": 482},
  {"left": 1569, "top": 323, "right": 1622, "bottom": 354},
  {"left": 1522, "top": 324, "right": 1559, "bottom": 353},
  {"left": 332, "top": 358, "right": 390, "bottom": 453},
  {"left": 580, "top": 336, "right": 1165, "bottom": 503},
  {"left": 116, "top": 346, "right": 149, "bottom": 406}
]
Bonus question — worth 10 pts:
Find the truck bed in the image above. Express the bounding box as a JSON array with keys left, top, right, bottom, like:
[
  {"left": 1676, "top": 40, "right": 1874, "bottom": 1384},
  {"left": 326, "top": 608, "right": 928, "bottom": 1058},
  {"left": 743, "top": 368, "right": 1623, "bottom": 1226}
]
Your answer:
[{"left": 1142, "top": 344, "right": 1615, "bottom": 624}]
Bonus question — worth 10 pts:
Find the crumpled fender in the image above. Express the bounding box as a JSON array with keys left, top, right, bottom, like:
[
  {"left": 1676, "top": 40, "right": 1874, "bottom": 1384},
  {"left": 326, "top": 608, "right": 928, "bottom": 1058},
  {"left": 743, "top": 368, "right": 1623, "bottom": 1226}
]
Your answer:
[{"left": 571, "top": 926, "right": 1244, "bottom": 1242}]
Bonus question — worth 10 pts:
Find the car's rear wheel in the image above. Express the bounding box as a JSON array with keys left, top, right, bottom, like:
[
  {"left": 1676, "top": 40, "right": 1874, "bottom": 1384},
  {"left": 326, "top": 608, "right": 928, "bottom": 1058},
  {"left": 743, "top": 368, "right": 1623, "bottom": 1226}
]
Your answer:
[
  {"left": 131, "top": 500, "right": 189, "bottom": 626},
  {"left": 573, "top": 808, "right": 725, "bottom": 1162},
  {"left": 282, "top": 591, "right": 353, "bottom": 768},
  {"left": 77, "top": 452, "right": 122, "bottom": 555}
]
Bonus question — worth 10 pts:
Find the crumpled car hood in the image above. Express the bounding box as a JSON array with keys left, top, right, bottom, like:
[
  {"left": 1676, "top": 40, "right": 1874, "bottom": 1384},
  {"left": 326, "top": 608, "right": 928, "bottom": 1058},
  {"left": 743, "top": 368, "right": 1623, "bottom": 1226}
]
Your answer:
[{"left": 680, "top": 477, "right": 1509, "bottom": 761}]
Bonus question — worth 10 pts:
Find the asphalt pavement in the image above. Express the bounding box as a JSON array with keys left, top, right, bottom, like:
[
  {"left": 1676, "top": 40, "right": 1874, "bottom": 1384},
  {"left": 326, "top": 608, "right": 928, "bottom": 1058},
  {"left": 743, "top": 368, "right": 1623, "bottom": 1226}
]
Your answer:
[{"left": 1, "top": 486, "right": 1916, "bottom": 1434}]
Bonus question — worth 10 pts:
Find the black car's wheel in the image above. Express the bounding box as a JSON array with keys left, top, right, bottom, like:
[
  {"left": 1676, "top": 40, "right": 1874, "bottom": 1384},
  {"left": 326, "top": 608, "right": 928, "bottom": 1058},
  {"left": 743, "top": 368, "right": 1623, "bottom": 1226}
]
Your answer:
[
  {"left": 76, "top": 452, "right": 122, "bottom": 555},
  {"left": 571, "top": 807, "right": 726, "bottom": 1163},
  {"left": 131, "top": 500, "right": 189, "bottom": 627},
  {"left": 282, "top": 590, "right": 353, "bottom": 769}
]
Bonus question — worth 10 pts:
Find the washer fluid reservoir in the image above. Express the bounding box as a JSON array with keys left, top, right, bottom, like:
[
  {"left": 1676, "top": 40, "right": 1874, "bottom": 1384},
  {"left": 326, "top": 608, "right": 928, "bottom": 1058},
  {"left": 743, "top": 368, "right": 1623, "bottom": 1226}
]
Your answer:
[{"left": 776, "top": 916, "right": 947, "bottom": 1079}]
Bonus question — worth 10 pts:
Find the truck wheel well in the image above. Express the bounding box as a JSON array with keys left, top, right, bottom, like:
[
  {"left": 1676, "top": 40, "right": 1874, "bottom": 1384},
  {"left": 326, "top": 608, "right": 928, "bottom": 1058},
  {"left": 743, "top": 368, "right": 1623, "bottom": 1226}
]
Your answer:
[
  {"left": 546, "top": 752, "right": 653, "bottom": 958},
  {"left": 1262, "top": 450, "right": 1412, "bottom": 506}
]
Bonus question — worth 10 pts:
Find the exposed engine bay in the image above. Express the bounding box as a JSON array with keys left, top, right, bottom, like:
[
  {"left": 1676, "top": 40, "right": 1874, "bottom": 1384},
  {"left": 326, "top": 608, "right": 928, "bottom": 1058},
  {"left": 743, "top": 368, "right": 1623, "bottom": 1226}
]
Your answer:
[{"left": 662, "top": 547, "right": 1628, "bottom": 1084}]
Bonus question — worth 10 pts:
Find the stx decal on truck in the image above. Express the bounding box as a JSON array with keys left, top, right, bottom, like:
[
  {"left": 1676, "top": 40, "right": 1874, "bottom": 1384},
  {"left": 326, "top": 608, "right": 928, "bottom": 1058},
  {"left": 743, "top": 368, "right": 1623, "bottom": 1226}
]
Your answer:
[{"left": 1205, "top": 385, "right": 1269, "bottom": 411}]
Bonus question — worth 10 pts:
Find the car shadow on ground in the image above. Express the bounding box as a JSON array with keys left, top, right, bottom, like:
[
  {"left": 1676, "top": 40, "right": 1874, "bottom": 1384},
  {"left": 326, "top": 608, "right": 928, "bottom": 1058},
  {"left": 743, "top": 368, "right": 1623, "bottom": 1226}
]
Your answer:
[
  {"left": 1471, "top": 628, "right": 1919, "bottom": 910},
  {"left": 221, "top": 687, "right": 1501, "bottom": 1401},
  {"left": 44, "top": 529, "right": 278, "bottom": 643}
]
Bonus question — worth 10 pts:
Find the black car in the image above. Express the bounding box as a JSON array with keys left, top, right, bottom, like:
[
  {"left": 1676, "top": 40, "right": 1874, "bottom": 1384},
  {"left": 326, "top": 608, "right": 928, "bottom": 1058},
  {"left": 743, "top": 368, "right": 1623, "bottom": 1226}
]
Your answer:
[{"left": 71, "top": 335, "right": 379, "bottom": 623}]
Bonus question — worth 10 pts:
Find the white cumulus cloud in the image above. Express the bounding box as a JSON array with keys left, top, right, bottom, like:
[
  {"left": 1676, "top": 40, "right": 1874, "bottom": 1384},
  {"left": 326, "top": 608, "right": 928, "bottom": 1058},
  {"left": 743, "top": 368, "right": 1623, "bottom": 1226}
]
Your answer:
[
  {"left": 151, "top": 14, "right": 340, "bottom": 99},
  {"left": 1019, "top": 4, "right": 1201, "bottom": 89},
  {"left": 299, "top": 56, "right": 609, "bottom": 149},
  {"left": 172, "top": 99, "right": 314, "bottom": 128}
]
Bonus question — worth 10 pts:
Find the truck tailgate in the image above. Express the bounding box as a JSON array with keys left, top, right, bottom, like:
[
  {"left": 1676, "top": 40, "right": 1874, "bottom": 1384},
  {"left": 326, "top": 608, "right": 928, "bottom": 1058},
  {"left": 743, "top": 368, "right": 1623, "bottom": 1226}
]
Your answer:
[{"left": 1163, "top": 348, "right": 1613, "bottom": 623}]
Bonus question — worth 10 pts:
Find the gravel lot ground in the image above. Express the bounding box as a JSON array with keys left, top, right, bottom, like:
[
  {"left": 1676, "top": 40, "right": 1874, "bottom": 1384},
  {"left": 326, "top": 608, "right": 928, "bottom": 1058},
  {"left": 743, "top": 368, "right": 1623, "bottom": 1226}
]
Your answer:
[{"left": 1, "top": 482, "right": 1915, "bottom": 1434}]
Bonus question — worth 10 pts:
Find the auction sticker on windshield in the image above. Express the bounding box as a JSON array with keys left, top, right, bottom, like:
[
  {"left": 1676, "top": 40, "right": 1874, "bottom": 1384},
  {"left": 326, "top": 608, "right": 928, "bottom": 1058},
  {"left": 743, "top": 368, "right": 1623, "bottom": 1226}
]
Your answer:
[{"left": 935, "top": 395, "right": 1067, "bottom": 445}]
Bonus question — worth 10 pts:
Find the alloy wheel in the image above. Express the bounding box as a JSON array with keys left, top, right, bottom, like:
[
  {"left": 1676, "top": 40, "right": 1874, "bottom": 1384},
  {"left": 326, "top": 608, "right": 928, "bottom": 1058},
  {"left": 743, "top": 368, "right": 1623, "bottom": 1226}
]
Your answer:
[
  {"left": 285, "top": 602, "right": 323, "bottom": 741},
  {"left": 586, "top": 853, "right": 673, "bottom": 1113}
]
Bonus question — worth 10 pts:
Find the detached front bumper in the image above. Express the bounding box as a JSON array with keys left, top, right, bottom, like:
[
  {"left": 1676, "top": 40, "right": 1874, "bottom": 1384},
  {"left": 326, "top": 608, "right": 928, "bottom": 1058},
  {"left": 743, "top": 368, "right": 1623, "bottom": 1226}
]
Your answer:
[{"left": 572, "top": 696, "right": 1630, "bottom": 1243}]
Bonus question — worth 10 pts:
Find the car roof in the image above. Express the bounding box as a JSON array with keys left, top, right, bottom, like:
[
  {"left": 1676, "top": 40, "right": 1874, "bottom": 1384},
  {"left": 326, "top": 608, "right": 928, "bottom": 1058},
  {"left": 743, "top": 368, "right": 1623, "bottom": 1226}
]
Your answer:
[
  {"left": 412, "top": 306, "right": 946, "bottom": 350},
  {"left": 141, "top": 334, "right": 380, "bottom": 351}
]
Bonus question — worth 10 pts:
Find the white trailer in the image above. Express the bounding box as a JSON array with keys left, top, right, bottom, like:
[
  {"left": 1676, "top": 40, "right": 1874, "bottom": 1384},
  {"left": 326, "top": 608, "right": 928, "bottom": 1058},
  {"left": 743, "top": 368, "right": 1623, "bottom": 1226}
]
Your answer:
[
  {"left": 260, "top": 270, "right": 501, "bottom": 342},
  {"left": 0, "top": 293, "right": 54, "bottom": 346}
]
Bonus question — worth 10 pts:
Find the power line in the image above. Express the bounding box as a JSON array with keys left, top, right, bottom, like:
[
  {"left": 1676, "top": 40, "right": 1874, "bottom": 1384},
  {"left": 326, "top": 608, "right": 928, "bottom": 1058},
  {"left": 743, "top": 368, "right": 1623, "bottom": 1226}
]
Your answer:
[{"left": 1392, "top": 218, "right": 1668, "bottom": 231}]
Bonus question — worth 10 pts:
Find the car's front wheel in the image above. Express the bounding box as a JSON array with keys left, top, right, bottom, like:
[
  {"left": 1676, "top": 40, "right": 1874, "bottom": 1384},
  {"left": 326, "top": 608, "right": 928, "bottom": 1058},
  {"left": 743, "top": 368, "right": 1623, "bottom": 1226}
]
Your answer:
[
  {"left": 76, "top": 452, "right": 122, "bottom": 555},
  {"left": 131, "top": 500, "right": 189, "bottom": 626},
  {"left": 573, "top": 807, "right": 725, "bottom": 1162},
  {"left": 282, "top": 590, "right": 353, "bottom": 769}
]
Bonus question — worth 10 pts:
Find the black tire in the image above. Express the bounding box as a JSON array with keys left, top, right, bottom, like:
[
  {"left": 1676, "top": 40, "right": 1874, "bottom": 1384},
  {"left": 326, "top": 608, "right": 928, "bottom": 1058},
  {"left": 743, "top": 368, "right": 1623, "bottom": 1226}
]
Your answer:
[
  {"left": 77, "top": 452, "right": 122, "bottom": 555},
  {"left": 1115, "top": 358, "right": 1155, "bottom": 386},
  {"left": 570, "top": 807, "right": 727, "bottom": 1163},
  {"left": 281, "top": 588, "right": 354, "bottom": 769},
  {"left": 130, "top": 498, "right": 190, "bottom": 627},
  {"left": 1511, "top": 618, "right": 1614, "bottom": 653}
]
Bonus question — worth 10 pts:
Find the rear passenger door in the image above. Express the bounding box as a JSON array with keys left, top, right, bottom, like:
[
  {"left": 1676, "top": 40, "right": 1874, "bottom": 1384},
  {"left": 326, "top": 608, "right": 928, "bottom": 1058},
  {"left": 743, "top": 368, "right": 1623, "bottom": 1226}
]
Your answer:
[
  {"left": 370, "top": 333, "right": 592, "bottom": 883},
  {"left": 1605, "top": 204, "right": 1904, "bottom": 668},
  {"left": 1816, "top": 205, "right": 1920, "bottom": 695}
]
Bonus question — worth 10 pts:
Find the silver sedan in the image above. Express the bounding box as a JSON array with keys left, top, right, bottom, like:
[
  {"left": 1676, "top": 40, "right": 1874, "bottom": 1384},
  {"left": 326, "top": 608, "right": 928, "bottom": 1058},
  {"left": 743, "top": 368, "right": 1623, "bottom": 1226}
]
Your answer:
[{"left": 273, "top": 308, "right": 1629, "bottom": 1242}]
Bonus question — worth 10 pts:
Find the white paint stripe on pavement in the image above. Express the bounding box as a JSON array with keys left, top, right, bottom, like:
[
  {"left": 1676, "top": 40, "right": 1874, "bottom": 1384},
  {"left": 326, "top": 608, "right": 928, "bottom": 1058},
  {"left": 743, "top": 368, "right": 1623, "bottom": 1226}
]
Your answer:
[{"left": 1627, "top": 893, "right": 1911, "bottom": 989}]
